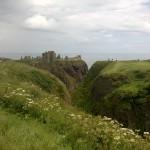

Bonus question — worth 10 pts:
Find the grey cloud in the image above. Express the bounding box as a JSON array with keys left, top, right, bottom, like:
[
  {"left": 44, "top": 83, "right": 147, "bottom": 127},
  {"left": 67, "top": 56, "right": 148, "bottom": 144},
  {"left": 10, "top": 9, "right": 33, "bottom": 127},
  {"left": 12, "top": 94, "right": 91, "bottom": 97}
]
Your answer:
[
  {"left": 0, "top": 0, "right": 150, "bottom": 54},
  {"left": 0, "top": 0, "right": 33, "bottom": 27}
]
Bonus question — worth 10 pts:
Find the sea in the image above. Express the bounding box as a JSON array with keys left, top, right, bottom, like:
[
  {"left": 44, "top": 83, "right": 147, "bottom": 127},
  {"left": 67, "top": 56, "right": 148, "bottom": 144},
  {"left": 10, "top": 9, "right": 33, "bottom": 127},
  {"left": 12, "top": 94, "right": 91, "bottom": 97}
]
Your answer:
[{"left": 0, "top": 52, "right": 150, "bottom": 68}]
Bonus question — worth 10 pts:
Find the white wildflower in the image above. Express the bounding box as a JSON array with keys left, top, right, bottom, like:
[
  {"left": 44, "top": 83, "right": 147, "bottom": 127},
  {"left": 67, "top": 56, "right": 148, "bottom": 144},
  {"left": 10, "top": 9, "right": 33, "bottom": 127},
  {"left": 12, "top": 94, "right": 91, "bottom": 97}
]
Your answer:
[
  {"left": 123, "top": 133, "right": 127, "bottom": 136},
  {"left": 18, "top": 93, "right": 23, "bottom": 96},
  {"left": 4, "top": 95, "right": 10, "bottom": 98},
  {"left": 110, "top": 120, "right": 115, "bottom": 124},
  {"left": 121, "top": 128, "right": 128, "bottom": 131},
  {"left": 103, "top": 116, "right": 112, "bottom": 121},
  {"left": 70, "top": 113, "right": 75, "bottom": 117},
  {"left": 11, "top": 91, "right": 16, "bottom": 94},
  {"left": 27, "top": 98, "right": 32, "bottom": 101},
  {"left": 144, "top": 132, "right": 149, "bottom": 135},
  {"left": 28, "top": 101, "right": 34, "bottom": 104},
  {"left": 130, "top": 139, "right": 135, "bottom": 142},
  {"left": 114, "top": 136, "right": 120, "bottom": 141}
]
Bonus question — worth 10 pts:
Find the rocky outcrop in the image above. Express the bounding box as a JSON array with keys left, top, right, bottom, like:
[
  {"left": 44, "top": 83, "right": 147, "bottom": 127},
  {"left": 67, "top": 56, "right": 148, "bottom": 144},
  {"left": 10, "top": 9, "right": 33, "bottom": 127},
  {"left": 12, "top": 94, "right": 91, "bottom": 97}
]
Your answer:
[{"left": 34, "top": 60, "right": 88, "bottom": 92}]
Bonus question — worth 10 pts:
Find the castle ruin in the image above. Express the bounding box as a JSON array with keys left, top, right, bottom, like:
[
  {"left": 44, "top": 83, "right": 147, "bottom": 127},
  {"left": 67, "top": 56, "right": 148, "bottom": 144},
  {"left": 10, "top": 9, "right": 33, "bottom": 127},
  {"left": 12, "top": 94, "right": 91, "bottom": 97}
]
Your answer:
[
  {"left": 21, "top": 51, "right": 82, "bottom": 63},
  {"left": 64, "top": 55, "right": 81, "bottom": 61},
  {"left": 42, "top": 51, "right": 56, "bottom": 63}
]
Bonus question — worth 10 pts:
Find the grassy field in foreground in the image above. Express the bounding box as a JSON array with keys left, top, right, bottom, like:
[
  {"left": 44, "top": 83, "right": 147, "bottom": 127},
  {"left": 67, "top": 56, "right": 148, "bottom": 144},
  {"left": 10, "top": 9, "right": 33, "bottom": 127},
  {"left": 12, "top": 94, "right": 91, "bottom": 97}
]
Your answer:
[
  {"left": 0, "top": 108, "right": 70, "bottom": 150},
  {"left": 0, "top": 60, "right": 150, "bottom": 150}
]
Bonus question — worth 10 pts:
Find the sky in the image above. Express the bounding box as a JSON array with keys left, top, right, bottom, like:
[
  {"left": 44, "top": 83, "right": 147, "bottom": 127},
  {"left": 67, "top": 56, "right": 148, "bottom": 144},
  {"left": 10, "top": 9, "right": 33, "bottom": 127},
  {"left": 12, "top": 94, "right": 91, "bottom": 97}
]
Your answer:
[{"left": 0, "top": 0, "right": 150, "bottom": 54}]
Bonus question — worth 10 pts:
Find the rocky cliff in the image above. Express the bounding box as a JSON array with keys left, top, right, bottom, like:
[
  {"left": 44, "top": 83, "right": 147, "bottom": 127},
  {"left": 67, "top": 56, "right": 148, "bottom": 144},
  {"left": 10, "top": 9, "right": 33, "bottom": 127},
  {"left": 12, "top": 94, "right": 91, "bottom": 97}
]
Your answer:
[{"left": 27, "top": 60, "right": 88, "bottom": 92}]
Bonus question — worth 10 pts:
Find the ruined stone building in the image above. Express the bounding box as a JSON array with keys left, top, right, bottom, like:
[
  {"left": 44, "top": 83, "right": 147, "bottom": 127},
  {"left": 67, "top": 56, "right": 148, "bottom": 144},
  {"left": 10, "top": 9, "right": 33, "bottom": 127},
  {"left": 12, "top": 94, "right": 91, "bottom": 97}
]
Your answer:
[
  {"left": 42, "top": 51, "right": 56, "bottom": 63},
  {"left": 65, "top": 55, "right": 82, "bottom": 61},
  {"left": 21, "top": 56, "right": 32, "bottom": 61},
  {"left": 21, "top": 51, "right": 82, "bottom": 63}
]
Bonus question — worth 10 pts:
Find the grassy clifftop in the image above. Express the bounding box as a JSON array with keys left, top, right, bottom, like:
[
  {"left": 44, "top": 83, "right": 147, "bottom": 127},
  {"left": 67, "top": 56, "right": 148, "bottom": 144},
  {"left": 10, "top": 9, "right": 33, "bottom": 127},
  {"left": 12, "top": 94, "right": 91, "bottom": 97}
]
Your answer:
[
  {"left": 101, "top": 60, "right": 150, "bottom": 75},
  {"left": 0, "top": 60, "right": 150, "bottom": 149},
  {"left": 73, "top": 60, "right": 150, "bottom": 133}
]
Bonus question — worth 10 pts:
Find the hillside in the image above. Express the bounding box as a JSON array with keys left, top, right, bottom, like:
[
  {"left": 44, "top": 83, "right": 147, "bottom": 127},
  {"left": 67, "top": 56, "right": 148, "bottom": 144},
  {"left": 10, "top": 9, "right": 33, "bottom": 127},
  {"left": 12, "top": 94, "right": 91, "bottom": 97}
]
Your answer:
[
  {"left": 0, "top": 108, "right": 70, "bottom": 150},
  {"left": 20, "top": 59, "right": 88, "bottom": 92},
  {"left": 0, "top": 61, "right": 70, "bottom": 101},
  {"left": 73, "top": 60, "right": 150, "bottom": 133},
  {"left": 0, "top": 60, "right": 150, "bottom": 149}
]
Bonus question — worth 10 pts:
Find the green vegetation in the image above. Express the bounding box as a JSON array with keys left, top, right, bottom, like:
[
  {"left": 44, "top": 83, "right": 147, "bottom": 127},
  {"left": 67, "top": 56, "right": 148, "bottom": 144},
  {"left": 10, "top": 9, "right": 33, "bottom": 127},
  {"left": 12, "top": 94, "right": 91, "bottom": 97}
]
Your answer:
[
  {"left": 0, "top": 60, "right": 150, "bottom": 149},
  {"left": 73, "top": 60, "right": 150, "bottom": 133},
  {"left": 101, "top": 61, "right": 150, "bottom": 75},
  {"left": 20, "top": 59, "right": 88, "bottom": 92},
  {"left": 0, "top": 61, "right": 70, "bottom": 101},
  {"left": 0, "top": 108, "right": 70, "bottom": 150}
]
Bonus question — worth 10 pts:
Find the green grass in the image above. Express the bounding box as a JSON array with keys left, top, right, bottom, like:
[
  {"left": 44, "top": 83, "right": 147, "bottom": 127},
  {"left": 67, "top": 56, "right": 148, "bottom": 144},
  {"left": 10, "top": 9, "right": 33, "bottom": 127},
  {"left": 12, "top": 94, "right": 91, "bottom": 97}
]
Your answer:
[
  {"left": 20, "top": 58, "right": 88, "bottom": 92},
  {"left": 0, "top": 108, "right": 70, "bottom": 150},
  {"left": 0, "top": 60, "right": 70, "bottom": 102},
  {"left": 73, "top": 60, "right": 150, "bottom": 133},
  {"left": 1, "top": 90, "right": 150, "bottom": 150},
  {"left": 0, "top": 60, "right": 150, "bottom": 150},
  {"left": 101, "top": 61, "right": 150, "bottom": 75}
]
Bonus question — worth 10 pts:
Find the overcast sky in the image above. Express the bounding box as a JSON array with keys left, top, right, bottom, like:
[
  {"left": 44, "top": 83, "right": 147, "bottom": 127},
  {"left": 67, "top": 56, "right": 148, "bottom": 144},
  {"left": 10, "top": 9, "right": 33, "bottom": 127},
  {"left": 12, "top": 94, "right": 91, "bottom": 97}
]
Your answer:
[{"left": 0, "top": 0, "right": 150, "bottom": 54}]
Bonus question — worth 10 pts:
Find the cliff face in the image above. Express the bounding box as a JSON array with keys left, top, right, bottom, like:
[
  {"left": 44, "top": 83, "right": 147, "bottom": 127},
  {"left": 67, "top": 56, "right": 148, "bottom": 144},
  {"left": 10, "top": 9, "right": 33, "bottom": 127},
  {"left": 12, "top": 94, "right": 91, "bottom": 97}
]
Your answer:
[
  {"left": 34, "top": 60, "right": 88, "bottom": 92},
  {"left": 73, "top": 60, "right": 150, "bottom": 133}
]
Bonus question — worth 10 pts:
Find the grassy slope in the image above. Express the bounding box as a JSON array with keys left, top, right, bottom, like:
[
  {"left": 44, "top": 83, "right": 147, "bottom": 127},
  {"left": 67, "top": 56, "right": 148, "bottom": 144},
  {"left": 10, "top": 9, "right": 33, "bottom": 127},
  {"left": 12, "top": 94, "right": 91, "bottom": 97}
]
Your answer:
[
  {"left": 0, "top": 60, "right": 70, "bottom": 102},
  {"left": 101, "top": 61, "right": 150, "bottom": 75},
  {"left": 73, "top": 60, "right": 150, "bottom": 132},
  {"left": 20, "top": 59, "right": 88, "bottom": 92},
  {"left": 0, "top": 60, "right": 150, "bottom": 150}
]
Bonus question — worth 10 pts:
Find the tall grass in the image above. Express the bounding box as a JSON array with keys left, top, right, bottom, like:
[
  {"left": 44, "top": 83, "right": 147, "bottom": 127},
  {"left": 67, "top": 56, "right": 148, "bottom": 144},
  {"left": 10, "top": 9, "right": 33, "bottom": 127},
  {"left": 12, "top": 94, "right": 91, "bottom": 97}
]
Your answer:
[{"left": 0, "top": 108, "right": 71, "bottom": 150}]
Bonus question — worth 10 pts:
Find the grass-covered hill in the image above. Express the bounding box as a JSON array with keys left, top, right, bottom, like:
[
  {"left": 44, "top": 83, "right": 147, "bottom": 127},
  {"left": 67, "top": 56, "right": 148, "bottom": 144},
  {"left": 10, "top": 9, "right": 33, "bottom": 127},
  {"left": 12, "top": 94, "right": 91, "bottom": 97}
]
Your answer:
[
  {"left": 0, "top": 60, "right": 150, "bottom": 149},
  {"left": 73, "top": 60, "right": 150, "bottom": 133},
  {"left": 20, "top": 59, "right": 88, "bottom": 92},
  {"left": 0, "top": 60, "right": 70, "bottom": 101}
]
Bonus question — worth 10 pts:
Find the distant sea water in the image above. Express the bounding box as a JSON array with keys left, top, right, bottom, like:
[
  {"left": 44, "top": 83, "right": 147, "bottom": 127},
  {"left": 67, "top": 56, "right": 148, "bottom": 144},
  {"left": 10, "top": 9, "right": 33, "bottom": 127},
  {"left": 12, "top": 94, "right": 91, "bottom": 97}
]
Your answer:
[{"left": 0, "top": 52, "right": 150, "bottom": 68}]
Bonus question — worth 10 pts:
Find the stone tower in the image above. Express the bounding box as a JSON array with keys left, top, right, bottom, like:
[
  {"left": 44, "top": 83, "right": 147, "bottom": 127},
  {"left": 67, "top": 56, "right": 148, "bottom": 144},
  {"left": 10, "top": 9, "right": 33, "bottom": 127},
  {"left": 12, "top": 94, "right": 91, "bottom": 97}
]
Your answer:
[{"left": 42, "top": 51, "right": 56, "bottom": 63}]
